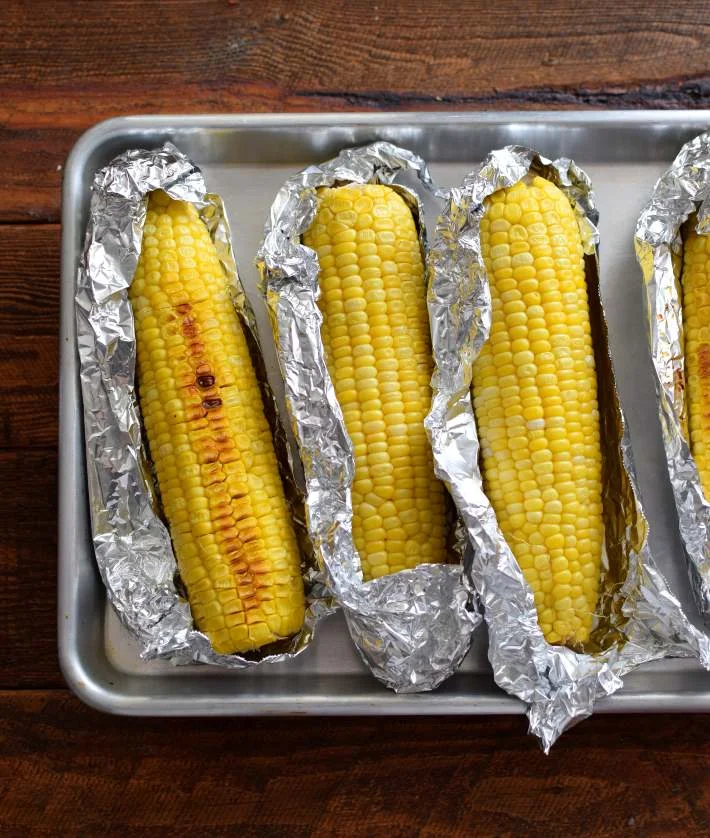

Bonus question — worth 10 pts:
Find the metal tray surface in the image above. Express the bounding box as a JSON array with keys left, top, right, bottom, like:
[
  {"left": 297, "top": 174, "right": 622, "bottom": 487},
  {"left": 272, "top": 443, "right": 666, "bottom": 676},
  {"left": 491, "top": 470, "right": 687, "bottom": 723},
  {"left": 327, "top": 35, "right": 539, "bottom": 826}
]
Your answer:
[{"left": 59, "top": 112, "right": 710, "bottom": 716}]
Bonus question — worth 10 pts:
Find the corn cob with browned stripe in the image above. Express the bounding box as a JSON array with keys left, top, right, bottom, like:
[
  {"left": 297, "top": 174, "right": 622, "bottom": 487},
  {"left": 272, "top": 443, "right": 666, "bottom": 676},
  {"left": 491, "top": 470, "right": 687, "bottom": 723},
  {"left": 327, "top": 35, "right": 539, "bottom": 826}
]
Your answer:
[{"left": 129, "top": 191, "right": 305, "bottom": 654}]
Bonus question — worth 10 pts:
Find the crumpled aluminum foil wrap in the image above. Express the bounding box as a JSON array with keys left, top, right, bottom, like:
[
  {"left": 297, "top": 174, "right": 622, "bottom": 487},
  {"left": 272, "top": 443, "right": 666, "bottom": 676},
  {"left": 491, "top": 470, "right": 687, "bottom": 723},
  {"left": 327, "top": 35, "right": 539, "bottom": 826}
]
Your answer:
[
  {"left": 635, "top": 132, "right": 710, "bottom": 620},
  {"left": 76, "top": 142, "right": 332, "bottom": 668},
  {"left": 257, "top": 142, "right": 481, "bottom": 693},
  {"left": 426, "top": 145, "right": 710, "bottom": 750}
]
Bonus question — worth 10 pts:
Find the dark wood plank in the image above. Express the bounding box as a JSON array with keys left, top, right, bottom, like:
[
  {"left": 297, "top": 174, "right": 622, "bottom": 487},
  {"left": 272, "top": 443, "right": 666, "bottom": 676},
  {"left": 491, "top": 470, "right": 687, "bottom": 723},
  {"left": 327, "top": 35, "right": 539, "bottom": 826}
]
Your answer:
[
  {"left": 0, "top": 452, "right": 60, "bottom": 688},
  {"left": 2, "top": 0, "right": 710, "bottom": 221},
  {"left": 0, "top": 227, "right": 58, "bottom": 682},
  {"left": 0, "top": 225, "right": 59, "bottom": 448},
  {"left": 2, "top": 3, "right": 710, "bottom": 830},
  {"left": 0, "top": 693, "right": 708, "bottom": 835},
  {"left": 0, "top": 226, "right": 59, "bottom": 338},
  {"left": 0, "top": 336, "right": 57, "bottom": 448}
]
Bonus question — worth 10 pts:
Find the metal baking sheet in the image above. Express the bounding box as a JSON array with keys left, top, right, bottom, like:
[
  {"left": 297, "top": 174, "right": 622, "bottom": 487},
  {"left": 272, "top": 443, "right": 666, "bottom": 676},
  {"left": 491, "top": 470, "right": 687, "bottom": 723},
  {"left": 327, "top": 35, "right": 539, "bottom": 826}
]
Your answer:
[{"left": 59, "top": 112, "right": 710, "bottom": 715}]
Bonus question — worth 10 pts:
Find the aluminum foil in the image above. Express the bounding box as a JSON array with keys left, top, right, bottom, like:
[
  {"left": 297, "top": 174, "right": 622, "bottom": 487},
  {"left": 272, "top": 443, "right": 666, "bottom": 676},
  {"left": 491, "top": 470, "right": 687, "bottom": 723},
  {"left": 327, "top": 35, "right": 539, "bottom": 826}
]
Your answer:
[
  {"left": 635, "top": 132, "right": 710, "bottom": 620},
  {"left": 256, "top": 142, "right": 480, "bottom": 692},
  {"left": 76, "top": 142, "right": 332, "bottom": 668},
  {"left": 427, "top": 145, "right": 710, "bottom": 750}
]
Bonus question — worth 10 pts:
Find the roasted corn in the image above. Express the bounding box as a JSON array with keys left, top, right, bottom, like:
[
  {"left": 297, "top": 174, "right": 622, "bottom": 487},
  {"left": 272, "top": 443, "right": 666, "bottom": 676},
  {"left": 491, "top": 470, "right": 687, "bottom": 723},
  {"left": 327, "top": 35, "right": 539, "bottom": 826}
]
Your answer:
[
  {"left": 303, "top": 183, "right": 448, "bottom": 580},
  {"left": 130, "top": 191, "right": 305, "bottom": 654},
  {"left": 682, "top": 218, "right": 710, "bottom": 498},
  {"left": 472, "top": 174, "right": 603, "bottom": 646}
]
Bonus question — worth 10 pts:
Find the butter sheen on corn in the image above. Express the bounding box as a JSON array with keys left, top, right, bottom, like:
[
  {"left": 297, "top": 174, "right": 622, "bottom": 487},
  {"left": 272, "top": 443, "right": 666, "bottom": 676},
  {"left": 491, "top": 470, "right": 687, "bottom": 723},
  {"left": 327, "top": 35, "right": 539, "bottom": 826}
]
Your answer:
[
  {"left": 472, "top": 175, "right": 603, "bottom": 647},
  {"left": 303, "top": 184, "right": 448, "bottom": 580},
  {"left": 129, "top": 191, "right": 305, "bottom": 654},
  {"left": 682, "top": 221, "right": 710, "bottom": 498}
]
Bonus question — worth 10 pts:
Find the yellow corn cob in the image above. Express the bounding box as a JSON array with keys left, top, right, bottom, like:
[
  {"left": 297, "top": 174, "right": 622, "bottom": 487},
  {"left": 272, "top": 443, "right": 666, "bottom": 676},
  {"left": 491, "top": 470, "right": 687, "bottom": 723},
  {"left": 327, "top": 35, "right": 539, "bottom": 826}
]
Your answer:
[
  {"left": 129, "top": 191, "right": 305, "bottom": 654},
  {"left": 682, "top": 220, "right": 710, "bottom": 497},
  {"left": 472, "top": 174, "right": 603, "bottom": 647},
  {"left": 302, "top": 184, "right": 448, "bottom": 580}
]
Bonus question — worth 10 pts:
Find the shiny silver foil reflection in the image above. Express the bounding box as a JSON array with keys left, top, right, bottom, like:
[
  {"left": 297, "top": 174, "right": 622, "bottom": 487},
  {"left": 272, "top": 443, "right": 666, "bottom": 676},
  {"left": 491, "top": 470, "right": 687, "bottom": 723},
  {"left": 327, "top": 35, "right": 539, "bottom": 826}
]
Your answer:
[
  {"left": 257, "top": 142, "right": 480, "bottom": 693},
  {"left": 427, "top": 145, "right": 710, "bottom": 750},
  {"left": 76, "top": 142, "right": 331, "bottom": 668},
  {"left": 636, "top": 131, "right": 710, "bottom": 620}
]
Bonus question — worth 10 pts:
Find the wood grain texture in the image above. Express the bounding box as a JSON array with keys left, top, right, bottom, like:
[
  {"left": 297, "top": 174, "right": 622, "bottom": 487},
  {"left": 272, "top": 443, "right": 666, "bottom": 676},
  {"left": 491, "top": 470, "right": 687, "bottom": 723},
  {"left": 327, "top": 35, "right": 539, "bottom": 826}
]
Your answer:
[
  {"left": 2, "top": 0, "right": 710, "bottom": 220},
  {"left": 0, "top": 451, "right": 60, "bottom": 688},
  {"left": 0, "top": 693, "right": 709, "bottom": 836},
  {"left": 0, "top": 226, "right": 59, "bottom": 448},
  {"left": 0, "top": 226, "right": 60, "bottom": 682},
  {"left": 3, "top": 1, "right": 710, "bottom": 832}
]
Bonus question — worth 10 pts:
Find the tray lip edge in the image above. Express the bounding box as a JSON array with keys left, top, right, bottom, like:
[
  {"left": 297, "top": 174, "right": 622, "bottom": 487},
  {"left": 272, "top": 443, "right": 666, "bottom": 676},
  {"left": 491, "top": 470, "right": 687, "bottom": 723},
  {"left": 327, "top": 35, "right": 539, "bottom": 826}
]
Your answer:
[
  {"left": 58, "top": 110, "right": 710, "bottom": 716},
  {"left": 58, "top": 110, "right": 710, "bottom": 137}
]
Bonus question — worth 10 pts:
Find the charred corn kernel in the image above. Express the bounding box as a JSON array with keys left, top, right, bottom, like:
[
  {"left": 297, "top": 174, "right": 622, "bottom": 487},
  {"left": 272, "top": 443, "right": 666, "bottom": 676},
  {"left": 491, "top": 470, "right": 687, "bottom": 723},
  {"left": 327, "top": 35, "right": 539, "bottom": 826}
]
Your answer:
[
  {"left": 682, "top": 218, "right": 710, "bottom": 497},
  {"left": 303, "top": 184, "right": 448, "bottom": 580},
  {"left": 130, "top": 191, "right": 305, "bottom": 654},
  {"left": 472, "top": 174, "right": 603, "bottom": 647}
]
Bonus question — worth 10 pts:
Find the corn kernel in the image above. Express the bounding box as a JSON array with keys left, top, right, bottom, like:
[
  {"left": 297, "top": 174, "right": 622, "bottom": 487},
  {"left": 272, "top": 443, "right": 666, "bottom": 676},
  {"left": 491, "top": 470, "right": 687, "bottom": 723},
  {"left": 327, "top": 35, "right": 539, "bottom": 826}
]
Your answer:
[
  {"left": 471, "top": 175, "right": 603, "bottom": 647},
  {"left": 304, "top": 183, "right": 448, "bottom": 580},
  {"left": 131, "top": 191, "right": 305, "bottom": 654}
]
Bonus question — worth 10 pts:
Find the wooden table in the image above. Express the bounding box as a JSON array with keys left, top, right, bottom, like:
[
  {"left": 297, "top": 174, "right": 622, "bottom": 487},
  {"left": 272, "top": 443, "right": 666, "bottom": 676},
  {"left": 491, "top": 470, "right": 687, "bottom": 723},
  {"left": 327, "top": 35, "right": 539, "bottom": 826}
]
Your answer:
[{"left": 2, "top": 1, "right": 709, "bottom": 833}]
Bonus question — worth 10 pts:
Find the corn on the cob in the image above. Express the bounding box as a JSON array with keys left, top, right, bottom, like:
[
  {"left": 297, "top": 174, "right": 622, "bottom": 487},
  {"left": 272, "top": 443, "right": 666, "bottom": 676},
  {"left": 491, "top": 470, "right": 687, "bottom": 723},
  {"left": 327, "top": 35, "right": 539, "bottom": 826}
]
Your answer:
[
  {"left": 682, "top": 220, "right": 710, "bottom": 497},
  {"left": 302, "top": 184, "right": 448, "bottom": 580},
  {"left": 472, "top": 174, "right": 603, "bottom": 647},
  {"left": 129, "top": 191, "right": 305, "bottom": 654}
]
